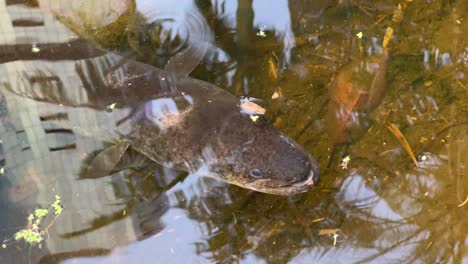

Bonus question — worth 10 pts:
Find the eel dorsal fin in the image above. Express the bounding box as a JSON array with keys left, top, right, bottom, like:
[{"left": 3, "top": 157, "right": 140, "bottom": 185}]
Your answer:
[{"left": 164, "top": 11, "right": 213, "bottom": 77}]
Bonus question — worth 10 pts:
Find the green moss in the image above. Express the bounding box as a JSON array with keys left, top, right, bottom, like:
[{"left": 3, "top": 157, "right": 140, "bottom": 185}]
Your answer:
[{"left": 5, "top": 194, "right": 64, "bottom": 248}]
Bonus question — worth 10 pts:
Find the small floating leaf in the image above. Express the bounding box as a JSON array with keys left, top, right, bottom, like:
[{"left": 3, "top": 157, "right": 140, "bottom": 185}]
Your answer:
[
  {"left": 241, "top": 101, "right": 265, "bottom": 115},
  {"left": 356, "top": 32, "right": 363, "bottom": 39},
  {"left": 250, "top": 115, "right": 259, "bottom": 122},
  {"left": 106, "top": 103, "right": 117, "bottom": 112},
  {"left": 31, "top": 44, "right": 40, "bottom": 53},
  {"left": 256, "top": 30, "right": 267, "bottom": 37},
  {"left": 386, "top": 122, "right": 418, "bottom": 167},
  {"left": 382, "top": 27, "right": 394, "bottom": 48},
  {"left": 271, "top": 91, "right": 280, "bottom": 99},
  {"left": 339, "top": 155, "right": 351, "bottom": 169}
]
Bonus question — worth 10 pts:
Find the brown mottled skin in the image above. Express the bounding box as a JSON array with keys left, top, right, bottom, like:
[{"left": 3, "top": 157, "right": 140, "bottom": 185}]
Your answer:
[{"left": 3, "top": 42, "right": 319, "bottom": 195}]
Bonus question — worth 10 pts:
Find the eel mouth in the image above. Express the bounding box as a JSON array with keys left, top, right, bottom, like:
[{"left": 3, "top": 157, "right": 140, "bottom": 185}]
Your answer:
[
  {"left": 292, "top": 168, "right": 317, "bottom": 187},
  {"left": 244, "top": 157, "right": 320, "bottom": 195}
]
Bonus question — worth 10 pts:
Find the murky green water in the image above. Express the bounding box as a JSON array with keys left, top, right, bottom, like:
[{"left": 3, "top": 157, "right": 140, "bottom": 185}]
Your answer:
[{"left": 0, "top": 0, "right": 467, "bottom": 263}]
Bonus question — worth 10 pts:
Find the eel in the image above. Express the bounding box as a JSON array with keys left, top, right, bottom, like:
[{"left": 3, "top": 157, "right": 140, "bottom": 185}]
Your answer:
[{"left": 0, "top": 25, "right": 319, "bottom": 197}]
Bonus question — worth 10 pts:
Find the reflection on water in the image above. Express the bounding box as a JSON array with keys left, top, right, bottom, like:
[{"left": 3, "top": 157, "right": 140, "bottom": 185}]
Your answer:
[{"left": 0, "top": 0, "right": 467, "bottom": 263}]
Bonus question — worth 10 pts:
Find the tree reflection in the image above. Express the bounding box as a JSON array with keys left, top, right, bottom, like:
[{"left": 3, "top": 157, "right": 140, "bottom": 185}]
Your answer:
[{"left": 169, "top": 0, "right": 468, "bottom": 263}]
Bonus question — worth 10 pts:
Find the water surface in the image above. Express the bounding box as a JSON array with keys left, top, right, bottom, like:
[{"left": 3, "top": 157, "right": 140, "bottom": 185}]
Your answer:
[{"left": 0, "top": 0, "right": 467, "bottom": 263}]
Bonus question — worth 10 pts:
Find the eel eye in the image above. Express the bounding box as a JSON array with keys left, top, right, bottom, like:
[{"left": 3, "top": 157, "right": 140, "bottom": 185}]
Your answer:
[{"left": 249, "top": 169, "right": 264, "bottom": 178}]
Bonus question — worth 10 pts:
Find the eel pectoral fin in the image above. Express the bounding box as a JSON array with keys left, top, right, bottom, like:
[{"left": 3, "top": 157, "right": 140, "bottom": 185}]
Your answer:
[{"left": 84, "top": 141, "right": 130, "bottom": 178}]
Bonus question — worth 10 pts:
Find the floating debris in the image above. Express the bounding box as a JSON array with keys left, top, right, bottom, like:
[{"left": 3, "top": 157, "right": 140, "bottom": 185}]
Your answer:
[
  {"left": 356, "top": 32, "right": 363, "bottom": 39},
  {"left": 419, "top": 154, "right": 428, "bottom": 161},
  {"left": 106, "top": 102, "right": 117, "bottom": 112},
  {"left": 339, "top": 156, "right": 351, "bottom": 169},
  {"left": 333, "top": 233, "right": 339, "bottom": 246},
  {"left": 425, "top": 241, "right": 433, "bottom": 250},
  {"left": 250, "top": 115, "right": 259, "bottom": 122},
  {"left": 457, "top": 196, "right": 468, "bottom": 207},
  {"left": 257, "top": 30, "right": 267, "bottom": 37},
  {"left": 31, "top": 43, "right": 40, "bottom": 53},
  {"left": 386, "top": 122, "right": 419, "bottom": 167},
  {"left": 0, "top": 167, "right": 4, "bottom": 175},
  {"left": 311, "top": 217, "right": 325, "bottom": 223}
]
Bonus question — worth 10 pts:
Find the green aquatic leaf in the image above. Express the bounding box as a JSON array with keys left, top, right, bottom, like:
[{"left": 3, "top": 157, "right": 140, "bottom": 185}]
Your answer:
[
  {"left": 52, "top": 196, "right": 63, "bottom": 215},
  {"left": 27, "top": 213, "right": 34, "bottom": 222},
  {"left": 35, "top": 209, "right": 49, "bottom": 219},
  {"left": 14, "top": 229, "right": 43, "bottom": 244}
]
